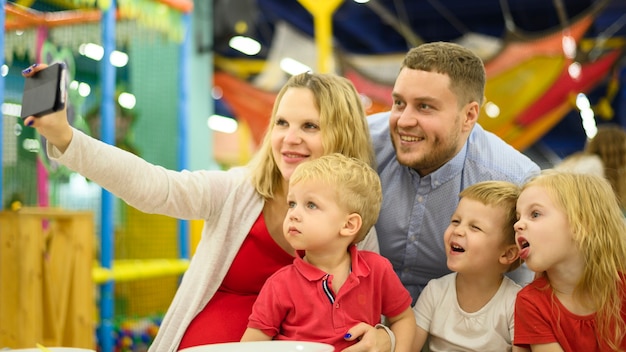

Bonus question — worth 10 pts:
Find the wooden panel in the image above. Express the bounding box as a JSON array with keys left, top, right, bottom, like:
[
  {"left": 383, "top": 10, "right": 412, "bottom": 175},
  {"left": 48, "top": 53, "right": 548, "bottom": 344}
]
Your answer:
[{"left": 0, "top": 208, "right": 95, "bottom": 349}]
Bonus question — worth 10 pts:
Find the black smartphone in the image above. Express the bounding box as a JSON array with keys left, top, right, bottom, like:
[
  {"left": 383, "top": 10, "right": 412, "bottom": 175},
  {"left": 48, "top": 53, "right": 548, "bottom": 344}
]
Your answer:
[{"left": 20, "top": 62, "right": 67, "bottom": 119}]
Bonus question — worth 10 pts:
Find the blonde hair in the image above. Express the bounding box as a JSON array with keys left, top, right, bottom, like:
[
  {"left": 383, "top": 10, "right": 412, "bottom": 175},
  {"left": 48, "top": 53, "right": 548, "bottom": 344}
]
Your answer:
[
  {"left": 401, "top": 41, "right": 486, "bottom": 108},
  {"left": 289, "top": 153, "right": 382, "bottom": 243},
  {"left": 523, "top": 170, "right": 626, "bottom": 350},
  {"left": 459, "top": 180, "right": 521, "bottom": 271},
  {"left": 250, "top": 72, "right": 375, "bottom": 199},
  {"left": 585, "top": 124, "right": 626, "bottom": 209}
]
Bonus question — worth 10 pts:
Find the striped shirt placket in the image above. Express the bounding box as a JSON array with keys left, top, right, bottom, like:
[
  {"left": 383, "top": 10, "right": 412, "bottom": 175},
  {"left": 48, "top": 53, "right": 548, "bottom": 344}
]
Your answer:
[{"left": 322, "top": 274, "right": 335, "bottom": 304}]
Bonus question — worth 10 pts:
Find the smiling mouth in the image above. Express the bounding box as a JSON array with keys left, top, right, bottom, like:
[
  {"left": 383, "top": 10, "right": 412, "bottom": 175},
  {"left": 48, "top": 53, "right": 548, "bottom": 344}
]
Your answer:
[
  {"left": 283, "top": 153, "right": 307, "bottom": 158},
  {"left": 400, "top": 135, "right": 424, "bottom": 142},
  {"left": 451, "top": 244, "right": 465, "bottom": 252}
]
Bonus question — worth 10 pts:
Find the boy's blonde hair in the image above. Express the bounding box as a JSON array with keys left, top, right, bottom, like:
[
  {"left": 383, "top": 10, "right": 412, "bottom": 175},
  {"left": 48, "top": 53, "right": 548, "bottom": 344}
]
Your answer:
[
  {"left": 523, "top": 170, "right": 626, "bottom": 350},
  {"left": 250, "top": 72, "right": 375, "bottom": 199},
  {"left": 459, "top": 180, "right": 521, "bottom": 272},
  {"left": 289, "top": 153, "right": 382, "bottom": 243}
]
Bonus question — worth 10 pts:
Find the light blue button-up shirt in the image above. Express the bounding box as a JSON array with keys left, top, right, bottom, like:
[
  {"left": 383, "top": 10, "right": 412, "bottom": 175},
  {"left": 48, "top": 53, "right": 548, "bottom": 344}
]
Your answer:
[{"left": 369, "top": 111, "right": 540, "bottom": 303}]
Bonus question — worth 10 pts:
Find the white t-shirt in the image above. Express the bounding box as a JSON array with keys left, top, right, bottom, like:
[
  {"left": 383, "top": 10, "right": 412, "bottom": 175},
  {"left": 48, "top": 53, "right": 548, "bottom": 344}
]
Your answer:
[{"left": 413, "top": 272, "right": 521, "bottom": 352}]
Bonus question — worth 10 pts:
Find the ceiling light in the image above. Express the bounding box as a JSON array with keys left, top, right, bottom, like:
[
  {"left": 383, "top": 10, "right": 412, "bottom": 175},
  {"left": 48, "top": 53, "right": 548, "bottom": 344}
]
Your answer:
[
  {"left": 79, "top": 43, "right": 128, "bottom": 67},
  {"left": 2, "top": 103, "right": 21, "bottom": 117},
  {"left": 279, "top": 58, "right": 311, "bottom": 76},
  {"left": 575, "top": 93, "right": 590, "bottom": 110},
  {"left": 228, "top": 36, "right": 261, "bottom": 56},
  {"left": 79, "top": 43, "right": 104, "bottom": 61},
  {"left": 78, "top": 82, "right": 91, "bottom": 97},
  {"left": 118, "top": 92, "right": 136, "bottom": 109},
  {"left": 208, "top": 114, "right": 238, "bottom": 134},
  {"left": 561, "top": 34, "right": 576, "bottom": 59},
  {"left": 576, "top": 93, "right": 597, "bottom": 139},
  {"left": 110, "top": 51, "right": 129, "bottom": 67},
  {"left": 70, "top": 80, "right": 93, "bottom": 97},
  {"left": 484, "top": 101, "right": 501, "bottom": 118},
  {"left": 567, "top": 62, "right": 581, "bottom": 80}
]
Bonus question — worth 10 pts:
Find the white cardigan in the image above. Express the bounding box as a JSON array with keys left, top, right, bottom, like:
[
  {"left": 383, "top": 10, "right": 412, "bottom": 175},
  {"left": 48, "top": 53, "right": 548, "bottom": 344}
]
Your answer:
[{"left": 48, "top": 129, "right": 380, "bottom": 351}]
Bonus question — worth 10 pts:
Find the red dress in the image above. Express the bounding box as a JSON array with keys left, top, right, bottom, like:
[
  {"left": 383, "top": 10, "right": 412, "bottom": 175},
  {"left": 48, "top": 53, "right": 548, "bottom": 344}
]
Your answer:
[{"left": 177, "top": 213, "right": 294, "bottom": 350}]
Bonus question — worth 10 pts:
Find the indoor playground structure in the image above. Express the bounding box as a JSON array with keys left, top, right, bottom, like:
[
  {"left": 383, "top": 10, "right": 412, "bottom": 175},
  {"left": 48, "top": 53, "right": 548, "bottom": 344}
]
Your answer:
[
  {"left": 1, "top": 1, "right": 626, "bottom": 352},
  {"left": 1, "top": 1, "right": 200, "bottom": 351}
]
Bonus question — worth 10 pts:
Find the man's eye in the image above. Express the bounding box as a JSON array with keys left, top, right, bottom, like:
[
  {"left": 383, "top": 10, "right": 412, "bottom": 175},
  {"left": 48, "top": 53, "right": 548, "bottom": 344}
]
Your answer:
[
  {"left": 393, "top": 99, "right": 405, "bottom": 108},
  {"left": 418, "top": 103, "right": 431, "bottom": 110}
]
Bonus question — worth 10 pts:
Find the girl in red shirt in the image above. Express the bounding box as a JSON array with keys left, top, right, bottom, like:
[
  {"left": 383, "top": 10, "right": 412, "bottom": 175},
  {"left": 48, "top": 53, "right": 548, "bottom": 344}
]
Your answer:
[{"left": 514, "top": 170, "right": 626, "bottom": 351}]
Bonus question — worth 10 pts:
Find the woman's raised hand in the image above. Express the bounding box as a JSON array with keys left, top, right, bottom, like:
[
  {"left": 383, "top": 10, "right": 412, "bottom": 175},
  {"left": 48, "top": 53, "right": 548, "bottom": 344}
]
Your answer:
[{"left": 21, "top": 63, "right": 73, "bottom": 153}]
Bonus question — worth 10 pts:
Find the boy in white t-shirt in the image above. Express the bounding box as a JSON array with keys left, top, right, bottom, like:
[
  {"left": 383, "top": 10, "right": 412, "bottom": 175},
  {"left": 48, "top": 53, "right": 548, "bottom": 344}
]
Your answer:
[{"left": 412, "top": 181, "right": 524, "bottom": 352}]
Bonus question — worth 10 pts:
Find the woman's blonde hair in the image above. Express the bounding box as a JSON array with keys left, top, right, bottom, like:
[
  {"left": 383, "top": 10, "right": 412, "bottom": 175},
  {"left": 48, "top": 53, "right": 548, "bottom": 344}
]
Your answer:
[
  {"left": 585, "top": 124, "right": 626, "bottom": 209},
  {"left": 250, "top": 72, "right": 374, "bottom": 199},
  {"left": 524, "top": 170, "right": 626, "bottom": 349}
]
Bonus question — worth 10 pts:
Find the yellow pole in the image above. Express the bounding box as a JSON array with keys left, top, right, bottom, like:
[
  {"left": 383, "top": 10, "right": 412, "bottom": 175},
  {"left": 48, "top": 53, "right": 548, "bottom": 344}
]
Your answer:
[{"left": 297, "top": 0, "right": 344, "bottom": 73}]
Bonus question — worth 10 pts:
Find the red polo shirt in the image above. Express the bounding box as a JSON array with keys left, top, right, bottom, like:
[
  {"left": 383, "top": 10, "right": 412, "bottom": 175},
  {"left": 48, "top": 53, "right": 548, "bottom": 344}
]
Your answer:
[{"left": 247, "top": 245, "right": 412, "bottom": 351}]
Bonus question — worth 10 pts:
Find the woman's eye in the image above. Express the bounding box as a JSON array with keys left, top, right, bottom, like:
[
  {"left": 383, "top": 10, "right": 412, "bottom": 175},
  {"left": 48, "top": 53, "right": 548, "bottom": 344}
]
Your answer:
[
  {"left": 303, "top": 122, "right": 319, "bottom": 130},
  {"left": 276, "top": 119, "right": 288, "bottom": 126}
]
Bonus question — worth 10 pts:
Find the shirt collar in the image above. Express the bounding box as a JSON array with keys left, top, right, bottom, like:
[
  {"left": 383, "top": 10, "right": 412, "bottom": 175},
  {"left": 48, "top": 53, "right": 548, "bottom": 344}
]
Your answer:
[{"left": 293, "top": 244, "right": 369, "bottom": 281}]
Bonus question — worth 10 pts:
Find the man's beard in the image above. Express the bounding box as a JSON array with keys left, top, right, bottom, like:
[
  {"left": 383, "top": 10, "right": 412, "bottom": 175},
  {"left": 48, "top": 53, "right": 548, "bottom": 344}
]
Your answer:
[{"left": 392, "top": 126, "right": 462, "bottom": 176}]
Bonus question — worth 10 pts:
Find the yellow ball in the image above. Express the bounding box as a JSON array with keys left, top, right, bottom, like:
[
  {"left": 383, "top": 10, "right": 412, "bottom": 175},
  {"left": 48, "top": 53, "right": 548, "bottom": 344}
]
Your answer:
[{"left": 10, "top": 201, "right": 21, "bottom": 211}]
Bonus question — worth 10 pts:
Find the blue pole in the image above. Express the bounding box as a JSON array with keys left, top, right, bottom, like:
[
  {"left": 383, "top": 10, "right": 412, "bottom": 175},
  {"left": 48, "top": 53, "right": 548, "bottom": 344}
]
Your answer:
[
  {"left": 98, "top": 2, "right": 116, "bottom": 351},
  {"left": 0, "top": 0, "right": 5, "bottom": 210},
  {"left": 177, "top": 12, "right": 192, "bottom": 260}
]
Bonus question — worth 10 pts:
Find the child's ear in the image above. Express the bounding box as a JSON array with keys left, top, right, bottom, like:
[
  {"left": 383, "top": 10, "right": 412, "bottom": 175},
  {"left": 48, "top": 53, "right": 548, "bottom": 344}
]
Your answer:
[
  {"left": 500, "top": 244, "right": 520, "bottom": 266},
  {"left": 340, "top": 213, "right": 362, "bottom": 238}
]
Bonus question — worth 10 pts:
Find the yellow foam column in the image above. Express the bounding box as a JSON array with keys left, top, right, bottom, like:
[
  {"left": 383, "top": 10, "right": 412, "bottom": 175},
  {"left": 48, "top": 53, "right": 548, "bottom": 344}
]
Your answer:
[
  {"left": 238, "top": 119, "right": 253, "bottom": 165},
  {"left": 297, "top": 0, "right": 344, "bottom": 73}
]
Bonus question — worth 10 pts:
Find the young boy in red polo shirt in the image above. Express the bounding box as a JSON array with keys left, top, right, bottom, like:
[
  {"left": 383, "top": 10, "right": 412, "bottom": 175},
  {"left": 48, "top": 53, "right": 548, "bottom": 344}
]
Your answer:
[{"left": 241, "top": 153, "right": 416, "bottom": 352}]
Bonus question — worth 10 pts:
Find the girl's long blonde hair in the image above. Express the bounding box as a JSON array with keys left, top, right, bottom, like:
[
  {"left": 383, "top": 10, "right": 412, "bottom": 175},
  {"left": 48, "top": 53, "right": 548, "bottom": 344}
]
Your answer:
[{"left": 524, "top": 170, "right": 626, "bottom": 349}]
